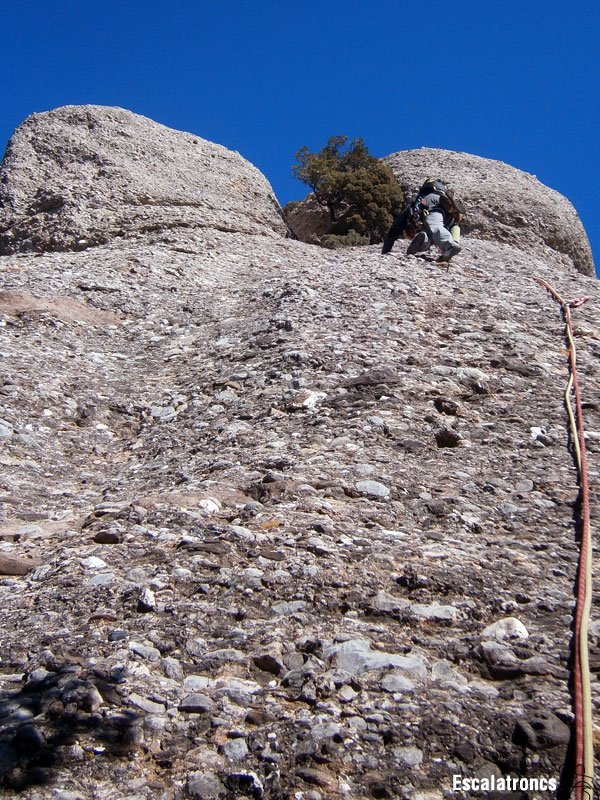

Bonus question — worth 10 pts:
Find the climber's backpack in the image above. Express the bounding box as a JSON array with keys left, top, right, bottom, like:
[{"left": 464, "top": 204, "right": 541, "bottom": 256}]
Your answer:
[
  {"left": 381, "top": 178, "right": 465, "bottom": 253},
  {"left": 419, "top": 178, "right": 448, "bottom": 197},
  {"left": 400, "top": 179, "right": 454, "bottom": 239},
  {"left": 418, "top": 178, "right": 464, "bottom": 223}
]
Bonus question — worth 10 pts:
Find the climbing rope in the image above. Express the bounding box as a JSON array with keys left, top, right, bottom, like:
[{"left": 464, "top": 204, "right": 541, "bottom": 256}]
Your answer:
[{"left": 532, "top": 277, "right": 594, "bottom": 800}]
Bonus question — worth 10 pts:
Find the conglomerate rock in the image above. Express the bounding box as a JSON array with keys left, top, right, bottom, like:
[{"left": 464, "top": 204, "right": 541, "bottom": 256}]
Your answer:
[
  {"left": 0, "top": 107, "right": 598, "bottom": 800},
  {"left": 0, "top": 105, "right": 288, "bottom": 255},
  {"left": 383, "top": 147, "right": 595, "bottom": 277},
  {"left": 285, "top": 195, "right": 332, "bottom": 244}
]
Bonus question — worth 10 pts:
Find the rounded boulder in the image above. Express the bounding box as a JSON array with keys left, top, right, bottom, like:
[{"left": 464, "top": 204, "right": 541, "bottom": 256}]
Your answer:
[
  {"left": 383, "top": 147, "right": 594, "bottom": 276},
  {"left": 0, "top": 105, "right": 288, "bottom": 254}
]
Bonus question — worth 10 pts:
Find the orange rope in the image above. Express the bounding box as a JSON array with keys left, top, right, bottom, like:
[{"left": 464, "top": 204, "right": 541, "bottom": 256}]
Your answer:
[{"left": 532, "top": 277, "right": 594, "bottom": 799}]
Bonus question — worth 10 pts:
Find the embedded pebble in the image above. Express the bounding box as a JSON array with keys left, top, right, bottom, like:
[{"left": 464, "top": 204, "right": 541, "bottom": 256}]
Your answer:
[
  {"left": 271, "top": 600, "right": 307, "bottom": 616},
  {"left": 410, "top": 602, "right": 460, "bottom": 622},
  {"left": 326, "top": 640, "right": 427, "bottom": 678},
  {"left": 381, "top": 672, "right": 416, "bottom": 693},
  {"left": 187, "top": 772, "right": 226, "bottom": 800},
  {"left": 223, "top": 738, "right": 249, "bottom": 761},
  {"left": 397, "top": 747, "right": 424, "bottom": 767},
  {"left": 81, "top": 556, "right": 107, "bottom": 570},
  {"left": 355, "top": 480, "right": 390, "bottom": 498},
  {"left": 482, "top": 617, "right": 529, "bottom": 641},
  {"left": 183, "top": 675, "right": 212, "bottom": 692},
  {"left": 178, "top": 694, "right": 215, "bottom": 714},
  {"left": 431, "top": 660, "right": 469, "bottom": 686},
  {"left": 127, "top": 693, "right": 166, "bottom": 714}
]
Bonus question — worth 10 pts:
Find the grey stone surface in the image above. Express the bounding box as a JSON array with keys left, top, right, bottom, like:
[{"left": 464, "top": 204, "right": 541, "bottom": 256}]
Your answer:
[
  {"left": 396, "top": 747, "right": 424, "bottom": 767},
  {"left": 325, "top": 640, "right": 428, "bottom": 678},
  {"left": 222, "top": 738, "right": 249, "bottom": 761},
  {"left": 380, "top": 672, "right": 416, "bottom": 693},
  {"left": 431, "top": 660, "right": 469, "bottom": 687},
  {"left": 482, "top": 616, "right": 529, "bottom": 641},
  {"left": 0, "top": 105, "right": 288, "bottom": 255},
  {"left": 355, "top": 479, "right": 390, "bottom": 498},
  {"left": 0, "top": 104, "right": 598, "bottom": 800},
  {"left": 178, "top": 694, "right": 215, "bottom": 714},
  {"left": 187, "top": 772, "right": 226, "bottom": 800},
  {"left": 285, "top": 194, "right": 332, "bottom": 243},
  {"left": 127, "top": 692, "right": 166, "bottom": 714},
  {"left": 409, "top": 602, "right": 460, "bottom": 622}
]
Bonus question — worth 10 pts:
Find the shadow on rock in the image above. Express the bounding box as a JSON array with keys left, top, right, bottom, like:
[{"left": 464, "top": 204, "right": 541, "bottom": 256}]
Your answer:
[{"left": 0, "top": 663, "right": 139, "bottom": 792}]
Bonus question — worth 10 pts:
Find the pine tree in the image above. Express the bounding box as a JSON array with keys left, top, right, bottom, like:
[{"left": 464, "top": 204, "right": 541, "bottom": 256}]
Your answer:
[{"left": 291, "top": 135, "right": 402, "bottom": 245}]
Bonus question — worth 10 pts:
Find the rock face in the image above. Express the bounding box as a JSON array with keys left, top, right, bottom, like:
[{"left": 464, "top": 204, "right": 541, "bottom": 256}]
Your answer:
[
  {"left": 286, "top": 195, "right": 332, "bottom": 243},
  {"left": 383, "top": 147, "right": 595, "bottom": 276},
  {"left": 0, "top": 107, "right": 599, "bottom": 799},
  {"left": 0, "top": 105, "right": 288, "bottom": 254}
]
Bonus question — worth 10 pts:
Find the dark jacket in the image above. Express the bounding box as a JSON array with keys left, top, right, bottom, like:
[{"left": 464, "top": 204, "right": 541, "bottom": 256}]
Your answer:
[{"left": 381, "top": 185, "right": 464, "bottom": 254}]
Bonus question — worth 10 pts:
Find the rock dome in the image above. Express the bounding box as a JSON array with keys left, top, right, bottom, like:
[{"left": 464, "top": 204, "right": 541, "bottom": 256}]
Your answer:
[
  {"left": 383, "top": 147, "right": 594, "bottom": 276},
  {"left": 0, "top": 105, "right": 288, "bottom": 254}
]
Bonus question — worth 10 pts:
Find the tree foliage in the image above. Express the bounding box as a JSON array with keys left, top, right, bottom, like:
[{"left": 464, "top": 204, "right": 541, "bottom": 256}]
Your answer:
[{"left": 291, "top": 135, "right": 403, "bottom": 245}]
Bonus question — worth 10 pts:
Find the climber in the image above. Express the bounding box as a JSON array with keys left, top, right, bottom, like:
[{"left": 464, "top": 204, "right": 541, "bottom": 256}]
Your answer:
[{"left": 381, "top": 178, "right": 464, "bottom": 263}]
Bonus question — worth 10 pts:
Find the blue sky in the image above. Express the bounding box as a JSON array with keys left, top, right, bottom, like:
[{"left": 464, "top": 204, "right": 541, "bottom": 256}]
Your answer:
[{"left": 2, "top": 1, "right": 599, "bottom": 276}]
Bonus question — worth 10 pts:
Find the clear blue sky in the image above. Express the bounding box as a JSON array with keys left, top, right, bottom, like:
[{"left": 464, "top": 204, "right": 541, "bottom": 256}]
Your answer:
[{"left": 2, "top": 1, "right": 599, "bottom": 276}]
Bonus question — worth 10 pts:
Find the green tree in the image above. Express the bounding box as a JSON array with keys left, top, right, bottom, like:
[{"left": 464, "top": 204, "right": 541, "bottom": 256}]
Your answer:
[{"left": 291, "top": 135, "right": 403, "bottom": 245}]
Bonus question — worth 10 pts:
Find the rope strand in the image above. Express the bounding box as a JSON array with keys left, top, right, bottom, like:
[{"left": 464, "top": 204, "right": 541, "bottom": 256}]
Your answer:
[{"left": 532, "top": 277, "right": 594, "bottom": 799}]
